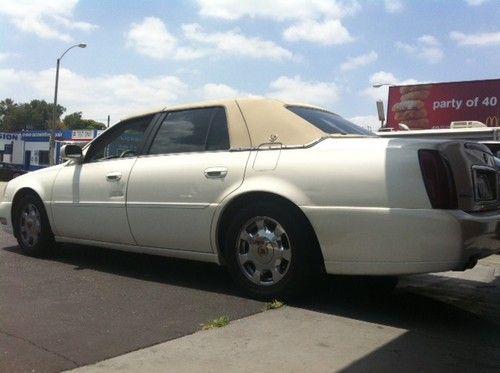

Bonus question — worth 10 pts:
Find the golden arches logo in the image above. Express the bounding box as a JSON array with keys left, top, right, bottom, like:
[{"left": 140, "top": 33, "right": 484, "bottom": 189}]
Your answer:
[{"left": 485, "top": 116, "right": 499, "bottom": 127}]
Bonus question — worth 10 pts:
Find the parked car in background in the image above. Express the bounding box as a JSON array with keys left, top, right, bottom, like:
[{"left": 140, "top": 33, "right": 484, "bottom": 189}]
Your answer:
[
  {"left": 0, "top": 162, "right": 26, "bottom": 181},
  {"left": 1, "top": 98, "right": 499, "bottom": 298}
]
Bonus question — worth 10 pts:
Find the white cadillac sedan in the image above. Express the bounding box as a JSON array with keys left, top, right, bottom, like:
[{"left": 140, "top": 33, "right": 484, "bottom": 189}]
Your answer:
[{"left": 1, "top": 98, "right": 499, "bottom": 298}]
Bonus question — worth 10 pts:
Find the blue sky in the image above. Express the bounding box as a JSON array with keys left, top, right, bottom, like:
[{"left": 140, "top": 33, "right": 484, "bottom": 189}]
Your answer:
[{"left": 0, "top": 0, "right": 499, "bottom": 129}]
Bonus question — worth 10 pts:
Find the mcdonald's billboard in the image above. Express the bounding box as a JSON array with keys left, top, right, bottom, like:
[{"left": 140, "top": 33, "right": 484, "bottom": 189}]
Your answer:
[{"left": 387, "top": 78, "right": 500, "bottom": 130}]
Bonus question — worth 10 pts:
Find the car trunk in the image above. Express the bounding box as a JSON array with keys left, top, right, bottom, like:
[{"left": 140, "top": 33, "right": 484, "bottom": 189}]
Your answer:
[{"left": 437, "top": 141, "right": 499, "bottom": 212}]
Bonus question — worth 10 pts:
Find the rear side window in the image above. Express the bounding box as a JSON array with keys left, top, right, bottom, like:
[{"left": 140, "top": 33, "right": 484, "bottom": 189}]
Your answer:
[
  {"left": 149, "top": 107, "right": 230, "bottom": 154},
  {"left": 287, "top": 106, "right": 374, "bottom": 136}
]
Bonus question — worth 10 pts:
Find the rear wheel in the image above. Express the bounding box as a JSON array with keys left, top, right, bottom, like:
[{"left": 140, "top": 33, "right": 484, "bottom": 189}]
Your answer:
[
  {"left": 14, "top": 194, "right": 55, "bottom": 257},
  {"left": 223, "top": 203, "right": 319, "bottom": 299}
]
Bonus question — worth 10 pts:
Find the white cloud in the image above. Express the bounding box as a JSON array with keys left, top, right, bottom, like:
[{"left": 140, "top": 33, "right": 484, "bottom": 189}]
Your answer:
[
  {"left": 126, "top": 17, "right": 179, "bottom": 60},
  {"left": 196, "top": 0, "right": 359, "bottom": 21},
  {"left": 384, "top": 0, "right": 403, "bottom": 13},
  {"left": 200, "top": 83, "right": 259, "bottom": 101},
  {"left": 418, "top": 34, "right": 439, "bottom": 46},
  {"left": 349, "top": 115, "right": 380, "bottom": 131},
  {"left": 182, "top": 23, "right": 293, "bottom": 60},
  {"left": 340, "top": 51, "right": 378, "bottom": 71},
  {"left": 0, "top": 66, "right": 262, "bottom": 123},
  {"left": 420, "top": 47, "right": 444, "bottom": 62},
  {"left": 268, "top": 75, "right": 339, "bottom": 106},
  {"left": 396, "top": 35, "right": 443, "bottom": 63},
  {"left": 363, "top": 71, "right": 420, "bottom": 101},
  {"left": 200, "top": 84, "right": 240, "bottom": 100},
  {"left": 465, "top": 0, "right": 489, "bottom": 5},
  {"left": 0, "top": 0, "right": 97, "bottom": 42},
  {"left": 0, "top": 67, "right": 188, "bottom": 122},
  {"left": 283, "top": 19, "right": 353, "bottom": 45},
  {"left": 195, "top": 0, "right": 358, "bottom": 47},
  {"left": 0, "top": 53, "right": 19, "bottom": 63},
  {"left": 450, "top": 31, "right": 500, "bottom": 46},
  {"left": 126, "top": 19, "right": 292, "bottom": 61},
  {"left": 395, "top": 41, "right": 417, "bottom": 54}
]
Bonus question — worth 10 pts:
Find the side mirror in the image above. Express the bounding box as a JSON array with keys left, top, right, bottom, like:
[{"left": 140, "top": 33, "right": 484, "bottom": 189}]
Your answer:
[{"left": 61, "top": 144, "right": 83, "bottom": 162}]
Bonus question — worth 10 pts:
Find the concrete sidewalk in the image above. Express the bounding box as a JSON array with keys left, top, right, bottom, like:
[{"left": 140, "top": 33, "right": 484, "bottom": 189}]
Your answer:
[{"left": 69, "top": 256, "right": 500, "bottom": 373}]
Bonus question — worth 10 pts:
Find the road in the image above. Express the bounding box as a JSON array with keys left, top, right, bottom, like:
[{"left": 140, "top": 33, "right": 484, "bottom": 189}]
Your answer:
[
  {"left": 1, "top": 226, "right": 499, "bottom": 372},
  {"left": 0, "top": 230, "right": 265, "bottom": 372}
]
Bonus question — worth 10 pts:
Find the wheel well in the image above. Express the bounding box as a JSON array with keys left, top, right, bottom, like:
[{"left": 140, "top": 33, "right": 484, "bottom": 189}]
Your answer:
[
  {"left": 216, "top": 191, "right": 325, "bottom": 271},
  {"left": 11, "top": 188, "right": 42, "bottom": 237}
]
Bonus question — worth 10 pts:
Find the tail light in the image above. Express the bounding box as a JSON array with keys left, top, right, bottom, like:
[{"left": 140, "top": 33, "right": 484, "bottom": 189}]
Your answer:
[{"left": 418, "top": 150, "right": 458, "bottom": 209}]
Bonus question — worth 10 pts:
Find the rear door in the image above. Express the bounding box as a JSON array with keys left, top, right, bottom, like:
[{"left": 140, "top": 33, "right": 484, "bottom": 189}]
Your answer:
[{"left": 127, "top": 105, "right": 250, "bottom": 252}]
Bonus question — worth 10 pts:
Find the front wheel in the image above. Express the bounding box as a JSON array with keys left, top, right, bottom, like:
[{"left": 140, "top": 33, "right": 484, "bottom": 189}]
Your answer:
[
  {"left": 14, "top": 194, "right": 55, "bottom": 257},
  {"left": 223, "top": 203, "right": 319, "bottom": 299}
]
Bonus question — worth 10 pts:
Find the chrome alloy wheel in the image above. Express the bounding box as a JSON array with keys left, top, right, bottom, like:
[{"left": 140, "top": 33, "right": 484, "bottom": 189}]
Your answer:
[
  {"left": 18, "top": 203, "right": 42, "bottom": 248},
  {"left": 236, "top": 216, "right": 292, "bottom": 286}
]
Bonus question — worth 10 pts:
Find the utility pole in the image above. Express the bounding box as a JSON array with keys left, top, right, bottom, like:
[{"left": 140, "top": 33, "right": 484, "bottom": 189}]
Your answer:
[{"left": 49, "top": 43, "right": 87, "bottom": 166}]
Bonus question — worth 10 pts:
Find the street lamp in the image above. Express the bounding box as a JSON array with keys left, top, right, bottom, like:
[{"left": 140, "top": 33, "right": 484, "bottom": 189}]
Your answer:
[
  {"left": 372, "top": 83, "right": 393, "bottom": 130},
  {"left": 50, "top": 43, "right": 87, "bottom": 166},
  {"left": 372, "top": 83, "right": 393, "bottom": 88}
]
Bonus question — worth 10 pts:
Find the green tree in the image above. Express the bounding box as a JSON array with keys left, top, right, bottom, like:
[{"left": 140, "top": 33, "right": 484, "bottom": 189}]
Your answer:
[
  {"left": 0, "top": 99, "right": 65, "bottom": 132},
  {"left": 0, "top": 98, "right": 17, "bottom": 130},
  {"left": 63, "top": 112, "right": 106, "bottom": 130}
]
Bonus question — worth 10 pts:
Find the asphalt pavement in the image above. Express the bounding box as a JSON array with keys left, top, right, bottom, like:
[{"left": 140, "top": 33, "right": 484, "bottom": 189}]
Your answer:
[
  {"left": 0, "top": 230, "right": 265, "bottom": 372},
  {"left": 71, "top": 256, "right": 500, "bottom": 373},
  {"left": 1, "top": 222, "right": 499, "bottom": 372}
]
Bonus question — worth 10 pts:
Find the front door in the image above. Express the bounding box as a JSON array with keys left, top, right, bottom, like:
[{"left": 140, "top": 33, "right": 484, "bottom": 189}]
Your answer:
[
  {"left": 51, "top": 114, "right": 155, "bottom": 244},
  {"left": 127, "top": 106, "right": 249, "bottom": 252}
]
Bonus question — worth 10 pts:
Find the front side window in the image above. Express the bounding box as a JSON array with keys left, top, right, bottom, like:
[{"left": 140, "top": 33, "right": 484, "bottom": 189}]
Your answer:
[
  {"left": 149, "top": 107, "right": 229, "bottom": 155},
  {"left": 86, "top": 115, "right": 153, "bottom": 162},
  {"left": 287, "top": 106, "right": 374, "bottom": 136}
]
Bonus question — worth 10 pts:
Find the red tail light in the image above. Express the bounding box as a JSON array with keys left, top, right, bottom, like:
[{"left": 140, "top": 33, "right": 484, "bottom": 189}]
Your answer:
[{"left": 418, "top": 150, "right": 458, "bottom": 209}]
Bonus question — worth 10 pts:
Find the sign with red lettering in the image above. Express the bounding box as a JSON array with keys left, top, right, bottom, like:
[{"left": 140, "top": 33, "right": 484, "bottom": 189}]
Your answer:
[{"left": 387, "top": 79, "right": 500, "bottom": 129}]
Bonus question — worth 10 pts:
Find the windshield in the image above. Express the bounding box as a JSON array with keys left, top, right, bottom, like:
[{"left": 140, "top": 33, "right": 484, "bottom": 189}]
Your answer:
[{"left": 287, "top": 106, "right": 374, "bottom": 136}]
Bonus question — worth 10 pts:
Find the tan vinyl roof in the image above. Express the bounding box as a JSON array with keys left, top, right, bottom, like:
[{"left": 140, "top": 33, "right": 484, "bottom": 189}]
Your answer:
[{"left": 123, "top": 98, "right": 331, "bottom": 149}]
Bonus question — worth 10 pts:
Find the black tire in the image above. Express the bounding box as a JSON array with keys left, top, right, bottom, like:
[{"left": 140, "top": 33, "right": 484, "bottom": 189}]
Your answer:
[
  {"left": 223, "top": 202, "right": 319, "bottom": 300},
  {"left": 13, "top": 194, "right": 55, "bottom": 257}
]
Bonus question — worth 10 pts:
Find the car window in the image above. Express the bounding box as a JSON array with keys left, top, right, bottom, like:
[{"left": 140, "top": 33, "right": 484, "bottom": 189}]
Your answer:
[
  {"left": 287, "top": 106, "right": 374, "bottom": 136},
  {"left": 149, "top": 107, "right": 229, "bottom": 154},
  {"left": 206, "top": 108, "right": 230, "bottom": 151},
  {"left": 86, "top": 115, "right": 153, "bottom": 162}
]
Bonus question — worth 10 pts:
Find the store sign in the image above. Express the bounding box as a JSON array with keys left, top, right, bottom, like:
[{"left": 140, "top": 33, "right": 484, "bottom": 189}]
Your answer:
[
  {"left": 22, "top": 131, "right": 64, "bottom": 139},
  {"left": 387, "top": 79, "right": 500, "bottom": 130},
  {"left": 72, "top": 130, "right": 94, "bottom": 141},
  {"left": 0, "top": 132, "right": 19, "bottom": 141}
]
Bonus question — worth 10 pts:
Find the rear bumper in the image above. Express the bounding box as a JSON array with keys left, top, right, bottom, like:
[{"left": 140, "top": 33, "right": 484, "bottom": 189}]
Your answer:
[{"left": 301, "top": 206, "right": 500, "bottom": 275}]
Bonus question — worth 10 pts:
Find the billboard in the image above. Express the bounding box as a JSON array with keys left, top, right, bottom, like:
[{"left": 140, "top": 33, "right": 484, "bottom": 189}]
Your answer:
[{"left": 387, "top": 78, "right": 500, "bottom": 130}]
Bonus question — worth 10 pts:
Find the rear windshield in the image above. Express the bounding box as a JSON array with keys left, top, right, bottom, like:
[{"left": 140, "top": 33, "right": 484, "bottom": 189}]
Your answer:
[{"left": 287, "top": 106, "right": 374, "bottom": 136}]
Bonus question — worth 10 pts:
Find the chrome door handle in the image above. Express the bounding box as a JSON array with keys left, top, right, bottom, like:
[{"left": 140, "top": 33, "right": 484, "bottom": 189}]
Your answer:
[
  {"left": 204, "top": 167, "right": 228, "bottom": 179},
  {"left": 106, "top": 172, "right": 122, "bottom": 181}
]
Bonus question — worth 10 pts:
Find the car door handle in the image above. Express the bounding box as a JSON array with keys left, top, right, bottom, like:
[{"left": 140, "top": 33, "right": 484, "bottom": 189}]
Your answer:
[
  {"left": 204, "top": 167, "right": 228, "bottom": 179},
  {"left": 106, "top": 172, "right": 122, "bottom": 181}
]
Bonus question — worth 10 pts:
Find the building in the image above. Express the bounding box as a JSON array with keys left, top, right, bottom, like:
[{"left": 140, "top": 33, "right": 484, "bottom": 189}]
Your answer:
[{"left": 0, "top": 129, "right": 103, "bottom": 170}]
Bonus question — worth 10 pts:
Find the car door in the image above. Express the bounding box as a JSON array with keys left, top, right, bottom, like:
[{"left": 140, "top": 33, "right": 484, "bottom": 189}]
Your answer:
[
  {"left": 126, "top": 105, "right": 250, "bottom": 253},
  {"left": 51, "top": 114, "right": 156, "bottom": 244}
]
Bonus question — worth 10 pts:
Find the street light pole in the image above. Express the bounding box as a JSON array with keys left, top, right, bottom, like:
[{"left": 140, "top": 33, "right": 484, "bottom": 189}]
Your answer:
[{"left": 50, "top": 43, "right": 87, "bottom": 166}]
